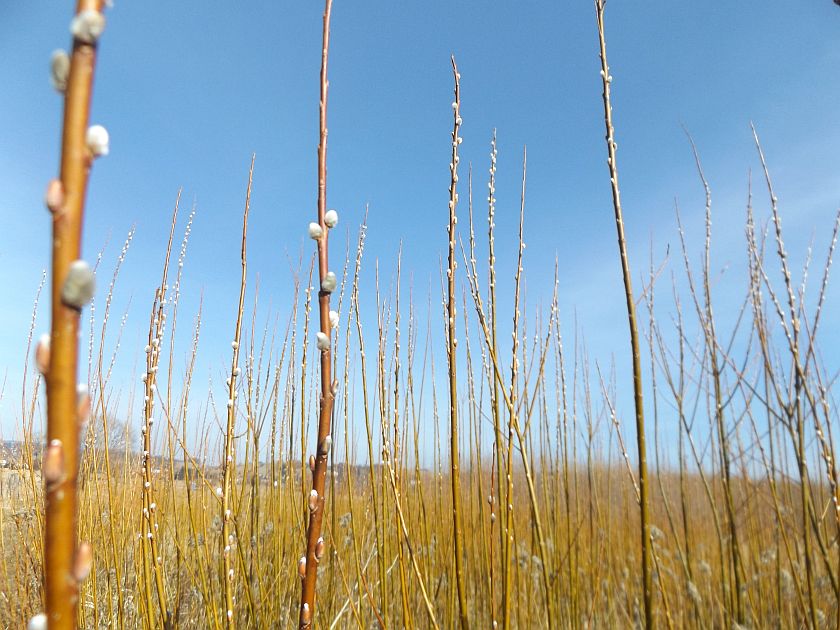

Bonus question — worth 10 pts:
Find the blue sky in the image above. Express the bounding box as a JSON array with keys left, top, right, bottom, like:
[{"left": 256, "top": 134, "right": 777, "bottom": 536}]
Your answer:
[{"left": 1, "top": 2, "right": 839, "bottom": 459}]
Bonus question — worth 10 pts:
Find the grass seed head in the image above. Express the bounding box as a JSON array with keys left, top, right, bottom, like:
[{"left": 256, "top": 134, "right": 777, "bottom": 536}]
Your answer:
[{"left": 687, "top": 581, "right": 702, "bottom": 606}]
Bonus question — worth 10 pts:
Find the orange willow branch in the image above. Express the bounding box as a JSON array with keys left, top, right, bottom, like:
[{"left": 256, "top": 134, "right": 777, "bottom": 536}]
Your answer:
[
  {"left": 594, "top": 2, "right": 653, "bottom": 628},
  {"left": 222, "top": 155, "right": 255, "bottom": 628},
  {"left": 42, "top": 2, "right": 106, "bottom": 629},
  {"left": 447, "top": 56, "right": 470, "bottom": 630},
  {"left": 299, "top": 1, "right": 335, "bottom": 627}
]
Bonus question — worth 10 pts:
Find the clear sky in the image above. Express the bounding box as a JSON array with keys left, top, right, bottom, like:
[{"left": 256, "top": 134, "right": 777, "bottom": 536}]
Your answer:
[{"left": 1, "top": 2, "right": 839, "bottom": 454}]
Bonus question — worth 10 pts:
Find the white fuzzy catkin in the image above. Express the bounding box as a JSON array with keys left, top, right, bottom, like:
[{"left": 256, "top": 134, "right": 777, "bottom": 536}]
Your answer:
[
  {"left": 35, "top": 333, "right": 50, "bottom": 375},
  {"left": 320, "top": 435, "right": 333, "bottom": 455},
  {"left": 28, "top": 614, "right": 47, "bottom": 630},
  {"left": 316, "top": 332, "right": 330, "bottom": 351},
  {"left": 73, "top": 541, "right": 93, "bottom": 581},
  {"left": 329, "top": 310, "right": 339, "bottom": 329},
  {"left": 324, "top": 209, "right": 338, "bottom": 228},
  {"left": 308, "top": 222, "right": 323, "bottom": 240},
  {"left": 61, "top": 260, "right": 95, "bottom": 309},
  {"left": 321, "top": 271, "right": 337, "bottom": 293},
  {"left": 45, "top": 179, "right": 64, "bottom": 213},
  {"left": 86, "top": 124, "right": 110, "bottom": 157},
  {"left": 50, "top": 50, "right": 70, "bottom": 92},
  {"left": 43, "top": 440, "right": 64, "bottom": 484},
  {"left": 77, "top": 382, "right": 91, "bottom": 423},
  {"left": 70, "top": 9, "right": 105, "bottom": 44}
]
